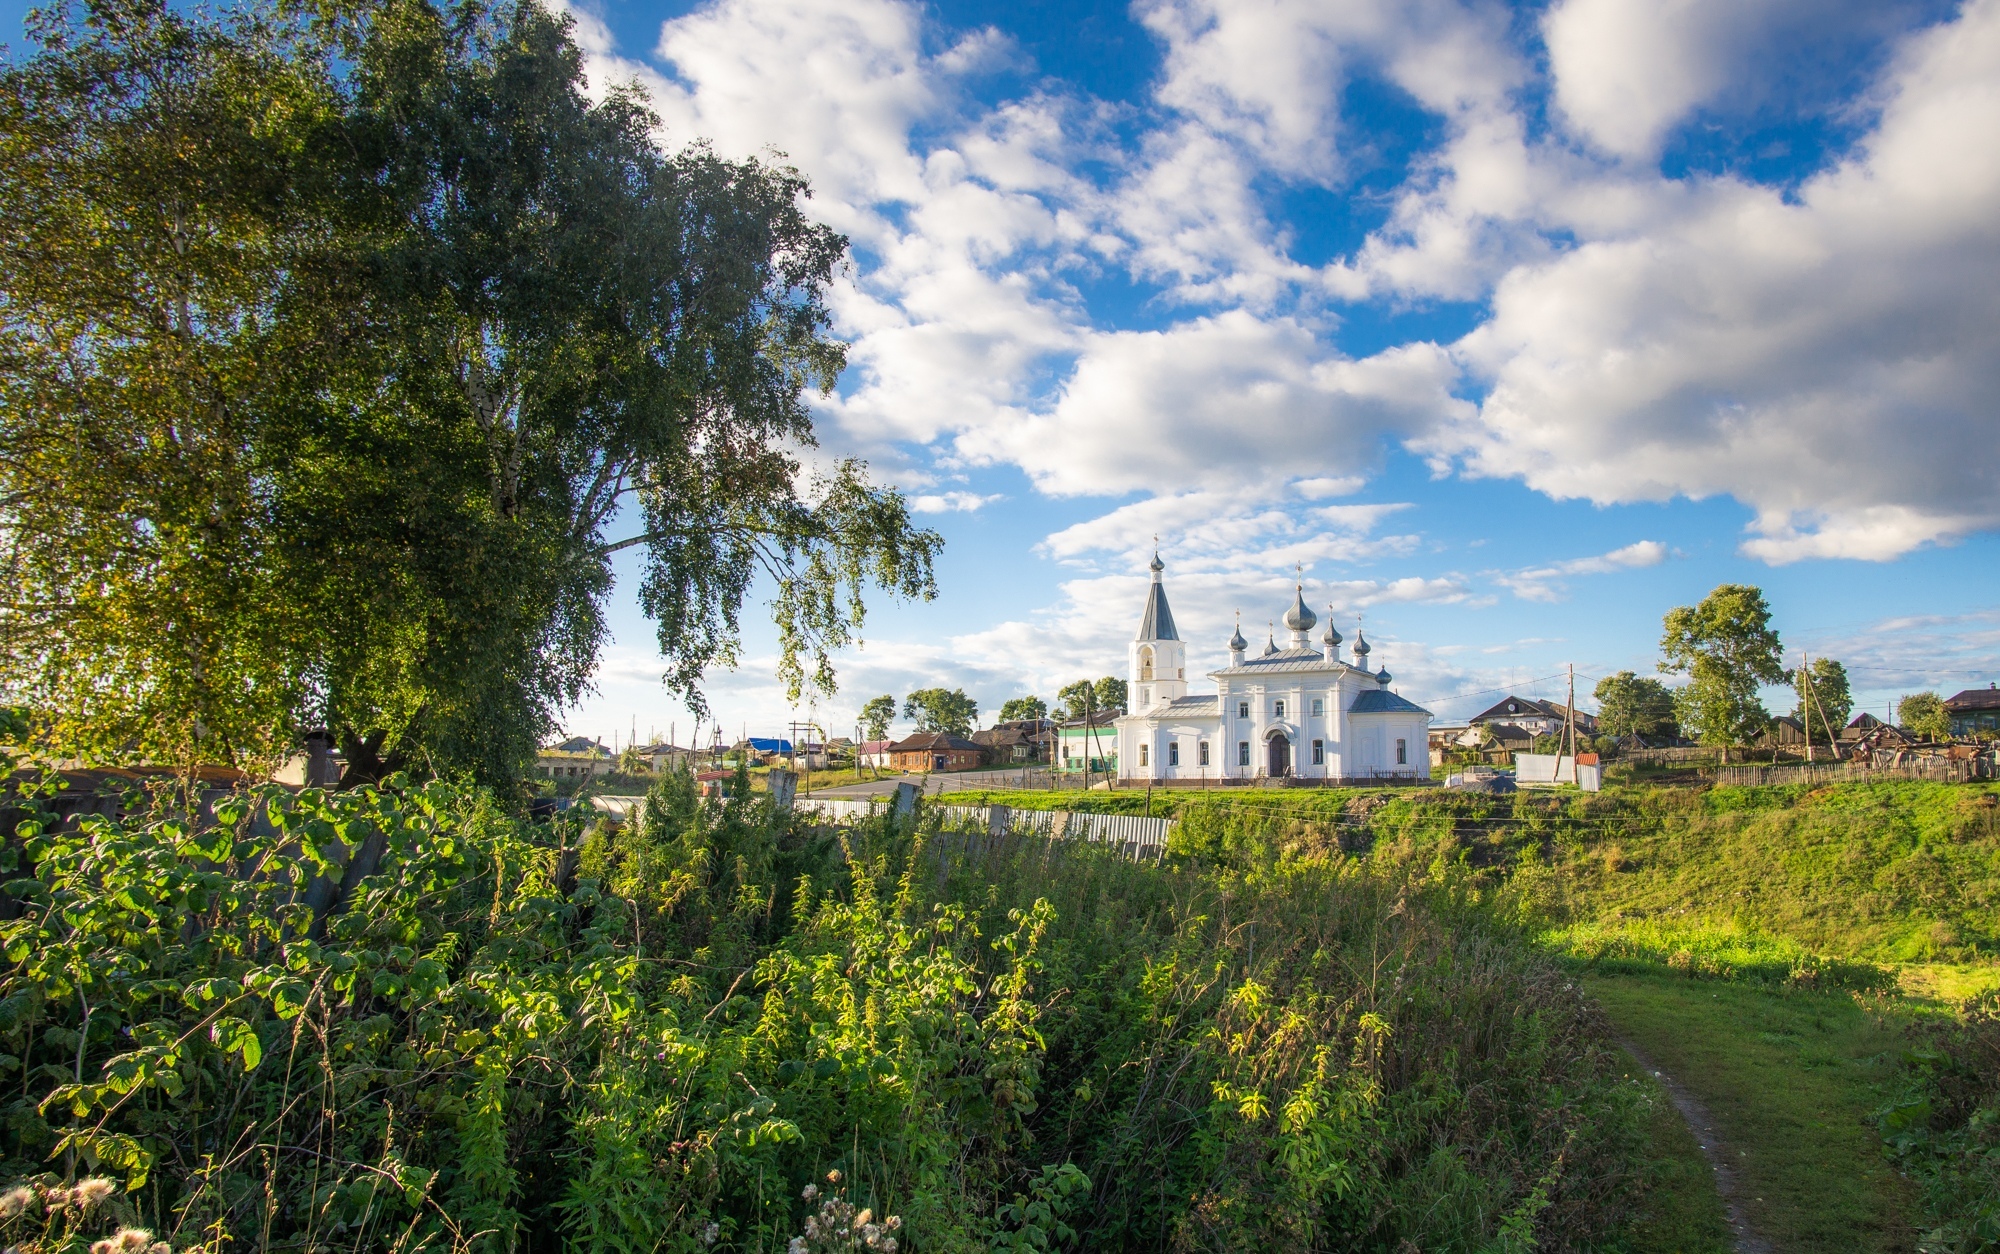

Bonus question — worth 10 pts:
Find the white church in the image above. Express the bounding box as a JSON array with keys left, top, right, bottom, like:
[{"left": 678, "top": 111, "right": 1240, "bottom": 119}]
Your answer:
[{"left": 1114, "top": 553, "right": 1432, "bottom": 784}]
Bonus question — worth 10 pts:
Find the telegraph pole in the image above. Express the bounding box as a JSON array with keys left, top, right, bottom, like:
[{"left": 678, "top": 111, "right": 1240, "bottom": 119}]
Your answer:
[{"left": 1566, "top": 663, "right": 1578, "bottom": 784}]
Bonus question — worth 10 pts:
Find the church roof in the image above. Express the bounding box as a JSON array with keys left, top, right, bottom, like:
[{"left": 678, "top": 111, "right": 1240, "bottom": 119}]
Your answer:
[
  {"left": 1158, "top": 695, "right": 1221, "bottom": 716},
  {"left": 1213, "top": 648, "right": 1372, "bottom": 676},
  {"left": 1283, "top": 587, "right": 1316, "bottom": 632},
  {"left": 1135, "top": 559, "right": 1179, "bottom": 641},
  {"left": 1349, "top": 689, "right": 1431, "bottom": 716}
]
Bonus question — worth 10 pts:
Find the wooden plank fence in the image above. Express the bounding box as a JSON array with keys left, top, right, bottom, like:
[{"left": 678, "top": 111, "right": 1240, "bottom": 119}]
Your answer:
[{"left": 1711, "top": 758, "right": 1995, "bottom": 787}]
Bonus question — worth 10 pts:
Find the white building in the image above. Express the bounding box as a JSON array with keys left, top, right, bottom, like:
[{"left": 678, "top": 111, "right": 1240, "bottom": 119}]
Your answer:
[{"left": 1114, "top": 553, "right": 1432, "bottom": 784}]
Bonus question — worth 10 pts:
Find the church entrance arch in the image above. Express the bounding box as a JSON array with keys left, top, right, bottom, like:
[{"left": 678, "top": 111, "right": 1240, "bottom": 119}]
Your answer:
[{"left": 1265, "top": 730, "right": 1291, "bottom": 777}]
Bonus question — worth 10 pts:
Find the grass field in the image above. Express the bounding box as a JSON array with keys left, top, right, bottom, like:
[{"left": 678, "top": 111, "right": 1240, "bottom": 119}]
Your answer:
[{"left": 1586, "top": 973, "right": 1919, "bottom": 1252}]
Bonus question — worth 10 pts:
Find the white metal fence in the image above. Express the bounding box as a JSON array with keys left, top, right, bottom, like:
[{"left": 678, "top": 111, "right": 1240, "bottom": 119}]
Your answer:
[{"left": 792, "top": 796, "right": 1174, "bottom": 855}]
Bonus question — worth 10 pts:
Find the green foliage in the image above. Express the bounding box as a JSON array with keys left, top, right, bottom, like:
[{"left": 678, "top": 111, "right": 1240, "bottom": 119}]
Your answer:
[
  {"left": 1659, "top": 584, "right": 1786, "bottom": 752},
  {"left": 0, "top": 759, "right": 1654, "bottom": 1251},
  {"left": 1054, "top": 678, "right": 1124, "bottom": 722},
  {"left": 1899, "top": 692, "right": 1952, "bottom": 742},
  {"left": 997, "top": 697, "right": 1047, "bottom": 723},
  {"left": 1875, "top": 993, "right": 2000, "bottom": 1253},
  {"left": 1792, "top": 658, "right": 1853, "bottom": 742},
  {"left": 0, "top": 0, "right": 939, "bottom": 786},
  {"left": 900, "top": 687, "right": 977, "bottom": 737},
  {"left": 860, "top": 696, "right": 897, "bottom": 743},
  {"left": 1593, "top": 672, "right": 1679, "bottom": 741},
  {"left": 1092, "top": 677, "right": 1126, "bottom": 716}
]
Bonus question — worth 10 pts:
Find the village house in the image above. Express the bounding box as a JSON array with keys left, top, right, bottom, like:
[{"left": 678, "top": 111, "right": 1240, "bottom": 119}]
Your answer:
[
  {"left": 971, "top": 718, "right": 1054, "bottom": 765},
  {"left": 536, "top": 737, "right": 614, "bottom": 779},
  {"left": 1056, "top": 715, "right": 1119, "bottom": 776},
  {"left": 886, "top": 732, "right": 985, "bottom": 773},
  {"left": 1464, "top": 695, "right": 1598, "bottom": 742},
  {"left": 1945, "top": 685, "right": 2000, "bottom": 737}
]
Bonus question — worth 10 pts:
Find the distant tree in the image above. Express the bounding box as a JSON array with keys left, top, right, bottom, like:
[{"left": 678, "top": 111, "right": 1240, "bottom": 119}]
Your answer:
[
  {"left": 1094, "top": 677, "right": 1128, "bottom": 715},
  {"left": 1791, "top": 658, "right": 1853, "bottom": 743},
  {"left": 617, "top": 745, "right": 650, "bottom": 775},
  {"left": 1055, "top": 682, "right": 1093, "bottom": 723},
  {"left": 998, "top": 696, "right": 1047, "bottom": 722},
  {"left": 1897, "top": 692, "right": 1952, "bottom": 742},
  {"left": 1593, "top": 671, "right": 1679, "bottom": 741},
  {"left": 903, "top": 688, "right": 977, "bottom": 738},
  {"left": 1659, "top": 585, "right": 1786, "bottom": 759},
  {"left": 860, "top": 695, "right": 897, "bottom": 742}
]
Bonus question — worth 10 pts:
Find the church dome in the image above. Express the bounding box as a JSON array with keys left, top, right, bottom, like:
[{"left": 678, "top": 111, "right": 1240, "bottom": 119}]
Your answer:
[
  {"left": 1149, "top": 550, "right": 1164, "bottom": 573},
  {"left": 1376, "top": 666, "right": 1392, "bottom": 687},
  {"left": 1227, "top": 621, "right": 1248, "bottom": 651},
  {"left": 1352, "top": 631, "right": 1371, "bottom": 662},
  {"left": 1262, "top": 626, "right": 1279, "bottom": 656},
  {"left": 1282, "top": 586, "right": 1316, "bottom": 633},
  {"left": 1321, "top": 615, "right": 1342, "bottom": 647}
]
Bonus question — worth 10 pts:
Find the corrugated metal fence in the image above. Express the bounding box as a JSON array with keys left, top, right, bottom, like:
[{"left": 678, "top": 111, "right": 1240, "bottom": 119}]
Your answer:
[{"left": 793, "top": 796, "right": 1173, "bottom": 857}]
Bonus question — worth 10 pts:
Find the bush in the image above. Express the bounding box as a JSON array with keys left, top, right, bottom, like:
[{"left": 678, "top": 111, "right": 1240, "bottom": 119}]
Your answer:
[
  {"left": 0, "top": 769, "right": 1650, "bottom": 1251},
  {"left": 1875, "top": 993, "right": 2000, "bottom": 1253}
]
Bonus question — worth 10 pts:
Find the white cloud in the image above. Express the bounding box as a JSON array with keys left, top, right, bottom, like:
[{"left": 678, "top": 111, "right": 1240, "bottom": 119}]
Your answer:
[
  {"left": 911, "top": 490, "right": 1003, "bottom": 513},
  {"left": 1432, "top": 0, "right": 2000, "bottom": 561},
  {"left": 1497, "top": 539, "right": 1669, "bottom": 601}
]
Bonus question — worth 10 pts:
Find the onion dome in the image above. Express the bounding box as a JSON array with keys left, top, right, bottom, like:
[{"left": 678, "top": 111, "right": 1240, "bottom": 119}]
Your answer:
[
  {"left": 1376, "top": 666, "right": 1392, "bottom": 687},
  {"left": 1262, "top": 624, "right": 1279, "bottom": 656},
  {"left": 1149, "top": 550, "right": 1164, "bottom": 573},
  {"left": 1227, "top": 619, "right": 1248, "bottom": 652},
  {"left": 1352, "top": 631, "right": 1371, "bottom": 663},
  {"left": 1282, "top": 586, "right": 1317, "bottom": 633},
  {"left": 1321, "top": 612, "right": 1342, "bottom": 648}
]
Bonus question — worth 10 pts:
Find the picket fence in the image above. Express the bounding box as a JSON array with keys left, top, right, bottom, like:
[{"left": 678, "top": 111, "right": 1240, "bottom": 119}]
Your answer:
[
  {"left": 1711, "top": 757, "right": 1995, "bottom": 787},
  {"left": 793, "top": 795, "right": 1173, "bottom": 856}
]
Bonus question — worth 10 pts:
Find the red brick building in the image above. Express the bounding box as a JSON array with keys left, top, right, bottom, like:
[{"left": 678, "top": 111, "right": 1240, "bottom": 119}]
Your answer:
[{"left": 886, "top": 732, "right": 986, "bottom": 772}]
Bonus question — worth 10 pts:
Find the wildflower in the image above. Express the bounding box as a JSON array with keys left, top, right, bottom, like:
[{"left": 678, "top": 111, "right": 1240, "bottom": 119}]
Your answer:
[
  {"left": 115, "top": 1230, "right": 153, "bottom": 1254},
  {"left": 885, "top": 1216, "right": 902, "bottom": 1231},
  {"left": 72, "top": 1179, "right": 119, "bottom": 1209},
  {"left": 150, "top": 1246, "right": 172, "bottom": 1254},
  {"left": 855, "top": 1208, "right": 872, "bottom": 1227},
  {"left": 701, "top": 1223, "right": 719, "bottom": 1246},
  {"left": 801, "top": 1182, "right": 818, "bottom": 1201},
  {"left": 881, "top": 1241, "right": 897, "bottom": 1254},
  {"left": 788, "top": 1241, "right": 807, "bottom": 1254},
  {"left": 825, "top": 1168, "right": 841, "bottom": 1184},
  {"left": 0, "top": 1186, "right": 34, "bottom": 1218}
]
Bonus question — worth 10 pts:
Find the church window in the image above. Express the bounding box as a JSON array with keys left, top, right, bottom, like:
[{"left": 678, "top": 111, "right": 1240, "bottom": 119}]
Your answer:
[
  {"left": 1237, "top": 741, "right": 1250, "bottom": 767},
  {"left": 1311, "top": 698, "right": 1324, "bottom": 717},
  {"left": 1312, "top": 739, "right": 1324, "bottom": 765},
  {"left": 1142, "top": 686, "right": 1151, "bottom": 707},
  {"left": 1274, "top": 699, "right": 1286, "bottom": 718},
  {"left": 1140, "top": 744, "right": 1149, "bottom": 767},
  {"left": 1396, "top": 738, "right": 1408, "bottom": 765},
  {"left": 1139, "top": 646, "right": 1155, "bottom": 682},
  {"left": 1237, "top": 700, "right": 1249, "bottom": 719},
  {"left": 1199, "top": 740, "right": 1210, "bottom": 766},
  {"left": 1168, "top": 742, "right": 1180, "bottom": 767},
  {"left": 1178, "top": 667, "right": 1185, "bottom": 678}
]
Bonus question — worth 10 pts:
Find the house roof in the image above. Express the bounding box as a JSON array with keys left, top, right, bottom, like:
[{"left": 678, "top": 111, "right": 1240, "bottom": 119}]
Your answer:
[
  {"left": 1159, "top": 695, "right": 1221, "bottom": 716},
  {"left": 1350, "top": 689, "right": 1432, "bottom": 716},
  {"left": 1946, "top": 686, "right": 2000, "bottom": 712},
  {"left": 856, "top": 740, "right": 894, "bottom": 754},
  {"left": 887, "top": 732, "right": 981, "bottom": 752},
  {"left": 1481, "top": 722, "right": 1536, "bottom": 743},
  {"left": 553, "top": 736, "right": 610, "bottom": 755}
]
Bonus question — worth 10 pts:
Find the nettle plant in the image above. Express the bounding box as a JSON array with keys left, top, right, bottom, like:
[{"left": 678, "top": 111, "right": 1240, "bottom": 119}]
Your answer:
[{"left": 0, "top": 774, "right": 644, "bottom": 1251}]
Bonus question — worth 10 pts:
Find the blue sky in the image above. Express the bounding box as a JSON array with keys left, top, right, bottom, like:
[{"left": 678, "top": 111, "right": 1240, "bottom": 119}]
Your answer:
[{"left": 12, "top": 0, "right": 1998, "bottom": 746}]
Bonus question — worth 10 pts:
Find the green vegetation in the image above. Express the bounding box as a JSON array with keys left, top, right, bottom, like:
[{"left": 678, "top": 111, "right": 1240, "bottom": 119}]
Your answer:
[
  {"left": 1898, "top": 693, "right": 1952, "bottom": 743},
  {"left": 1594, "top": 672, "right": 1680, "bottom": 743},
  {"left": 0, "top": 0, "right": 938, "bottom": 787},
  {"left": 1876, "top": 993, "right": 2000, "bottom": 1253},
  {"left": 901, "top": 689, "right": 978, "bottom": 737},
  {"left": 0, "top": 758, "right": 1667, "bottom": 1251},
  {"left": 1587, "top": 975, "right": 1914, "bottom": 1253},
  {"left": 1659, "top": 584, "right": 1788, "bottom": 755},
  {"left": 1792, "top": 657, "right": 1852, "bottom": 743}
]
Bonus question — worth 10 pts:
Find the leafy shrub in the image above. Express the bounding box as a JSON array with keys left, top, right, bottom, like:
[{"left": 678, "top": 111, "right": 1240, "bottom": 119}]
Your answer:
[
  {"left": 0, "top": 768, "right": 1649, "bottom": 1251},
  {"left": 1875, "top": 993, "right": 2000, "bottom": 1253}
]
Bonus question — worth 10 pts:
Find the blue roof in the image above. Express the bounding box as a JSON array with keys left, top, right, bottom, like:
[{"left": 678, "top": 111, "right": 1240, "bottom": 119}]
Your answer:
[
  {"left": 745, "top": 737, "right": 793, "bottom": 752},
  {"left": 1348, "top": 690, "right": 1432, "bottom": 716}
]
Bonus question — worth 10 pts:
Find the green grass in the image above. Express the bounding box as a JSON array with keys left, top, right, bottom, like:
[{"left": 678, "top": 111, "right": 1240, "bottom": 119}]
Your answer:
[
  {"left": 1611, "top": 1056, "right": 1735, "bottom": 1254},
  {"left": 1586, "top": 972, "right": 1917, "bottom": 1253}
]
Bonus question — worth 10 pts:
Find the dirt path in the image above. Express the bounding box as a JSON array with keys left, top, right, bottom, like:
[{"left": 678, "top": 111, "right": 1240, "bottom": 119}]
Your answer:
[{"left": 1618, "top": 1037, "right": 1775, "bottom": 1254}]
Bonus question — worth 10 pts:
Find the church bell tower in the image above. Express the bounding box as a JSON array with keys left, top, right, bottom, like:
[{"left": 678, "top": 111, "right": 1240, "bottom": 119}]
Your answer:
[{"left": 1129, "top": 549, "right": 1188, "bottom": 713}]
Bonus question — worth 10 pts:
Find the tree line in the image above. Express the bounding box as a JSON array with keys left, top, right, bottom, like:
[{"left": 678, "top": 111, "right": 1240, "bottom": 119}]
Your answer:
[
  {"left": 0, "top": 0, "right": 941, "bottom": 791},
  {"left": 1590, "top": 583, "right": 1956, "bottom": 751},
  {"left": 855, "top": 678, "right": 1128, "bottom": 741}
]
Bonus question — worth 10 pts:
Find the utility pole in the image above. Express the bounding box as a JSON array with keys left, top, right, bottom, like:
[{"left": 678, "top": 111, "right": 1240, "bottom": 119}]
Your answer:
[
  {"left": 1566, "top": 663, "right": 1578, "bottom": 784},
  {"left": 1801, "top": 653, "right": 1815, "bottom": 765}
]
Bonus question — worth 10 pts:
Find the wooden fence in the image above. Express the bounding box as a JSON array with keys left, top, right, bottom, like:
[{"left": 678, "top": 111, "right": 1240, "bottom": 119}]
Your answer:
[{"left": 1711, "top": 758, "right": 1995, "bottom": 787}]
